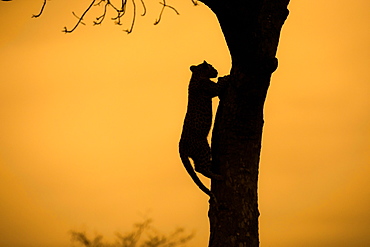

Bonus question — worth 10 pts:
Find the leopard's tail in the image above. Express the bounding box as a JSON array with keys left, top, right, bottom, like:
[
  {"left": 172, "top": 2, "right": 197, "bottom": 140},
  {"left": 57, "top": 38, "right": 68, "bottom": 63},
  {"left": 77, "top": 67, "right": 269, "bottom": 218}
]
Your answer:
[{"left": 179, "top": 152, "right": 212, "bottom": 197}]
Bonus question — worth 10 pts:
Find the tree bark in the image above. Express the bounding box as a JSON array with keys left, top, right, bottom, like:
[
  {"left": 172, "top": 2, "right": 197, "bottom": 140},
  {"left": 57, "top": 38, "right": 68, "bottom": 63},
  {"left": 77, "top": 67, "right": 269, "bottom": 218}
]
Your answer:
[{"left": 202, "top": 0, "right": 290, "bottom": 246}]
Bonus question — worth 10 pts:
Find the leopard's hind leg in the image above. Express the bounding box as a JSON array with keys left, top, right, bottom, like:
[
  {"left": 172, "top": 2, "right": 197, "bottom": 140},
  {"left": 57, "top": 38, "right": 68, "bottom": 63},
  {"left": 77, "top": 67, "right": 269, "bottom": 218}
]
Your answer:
[{"left": 192, "top": 139, "right": 222, "bottom": 180}]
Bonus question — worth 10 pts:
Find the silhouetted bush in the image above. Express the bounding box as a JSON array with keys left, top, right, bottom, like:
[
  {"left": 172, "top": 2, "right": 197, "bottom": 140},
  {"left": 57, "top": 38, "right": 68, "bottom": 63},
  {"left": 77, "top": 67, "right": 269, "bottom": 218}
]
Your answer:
[{"left": 70, "top": 219, "right": 194, "bottom": 247}]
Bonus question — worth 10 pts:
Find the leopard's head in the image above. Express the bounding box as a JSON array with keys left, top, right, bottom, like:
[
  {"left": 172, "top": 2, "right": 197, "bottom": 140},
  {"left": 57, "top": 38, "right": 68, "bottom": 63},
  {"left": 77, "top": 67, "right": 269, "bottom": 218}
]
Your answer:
[{"left": 190, "top": 61, "right": 218, "bottom": 79}]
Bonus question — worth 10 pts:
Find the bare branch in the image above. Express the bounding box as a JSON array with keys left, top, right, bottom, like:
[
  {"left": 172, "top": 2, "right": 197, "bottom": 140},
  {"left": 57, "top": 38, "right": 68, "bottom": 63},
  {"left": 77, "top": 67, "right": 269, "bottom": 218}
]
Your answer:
[
  {"left": 63, "top": 0, "right": 96, "bottom": 33},
  {"left": 72, "top": 12, "right": 86, "bottom": 25},
  {"left": 111, "top": 1, "right": 125, "bottom": 26},
  {"left": 140, "top": 0, "right": 147, "bottom": 16},
  {"left": 120, "top": 0, "right": 128, "bottom": 15},
  {"left": 30, "top": 0, "right": 192, "bottom": 33},
  {"left": 154, "top": 0, "right": 180, "bottom": 25},
  {"left": 32, "top": 0, "right": 47, "bottom": 18},
  {"left": 123, "top": 0, "right": 136, "bottom": 34},
  {"left": 103, "top": 0, "right": 123, "bottom": 13},
  {"left": 93, "top": 1, "right": 109, "bottom": 25},
  {"left": 95, "top": 0, "right": 105, "bottom": 5}
]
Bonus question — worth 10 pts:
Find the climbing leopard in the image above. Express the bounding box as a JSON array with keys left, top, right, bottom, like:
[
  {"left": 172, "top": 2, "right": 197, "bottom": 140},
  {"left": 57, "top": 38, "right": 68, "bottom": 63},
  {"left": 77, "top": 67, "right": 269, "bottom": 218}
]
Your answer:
[{"left": 179, "top": 61, "right": 229, "bottom": 197}]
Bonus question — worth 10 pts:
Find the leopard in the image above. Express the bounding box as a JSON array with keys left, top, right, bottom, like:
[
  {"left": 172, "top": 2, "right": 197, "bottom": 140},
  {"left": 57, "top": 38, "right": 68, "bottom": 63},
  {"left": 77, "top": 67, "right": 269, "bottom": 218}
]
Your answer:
[{"left": 179, "top": 60, "right": 229, "bottom": 198}]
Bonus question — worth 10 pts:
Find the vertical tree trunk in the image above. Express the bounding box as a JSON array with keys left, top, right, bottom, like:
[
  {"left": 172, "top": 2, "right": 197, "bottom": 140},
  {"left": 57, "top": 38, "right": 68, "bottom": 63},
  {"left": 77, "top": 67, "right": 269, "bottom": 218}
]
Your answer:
[{"left": 202, "top": 0, "right": 290, "bottom": 246}]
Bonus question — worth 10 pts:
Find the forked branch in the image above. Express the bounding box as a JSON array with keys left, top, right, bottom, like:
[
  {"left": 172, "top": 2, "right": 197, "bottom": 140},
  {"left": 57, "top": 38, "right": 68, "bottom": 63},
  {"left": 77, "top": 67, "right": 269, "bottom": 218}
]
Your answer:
[
  {"left": 63, "top": 0, "right": 147, "bottom": 33},
  {"left": 154, "top": 0, "right": 180, "bottom": 25},
  {"left": 63, "top": 0, "right": 96, "bottom": 33}
]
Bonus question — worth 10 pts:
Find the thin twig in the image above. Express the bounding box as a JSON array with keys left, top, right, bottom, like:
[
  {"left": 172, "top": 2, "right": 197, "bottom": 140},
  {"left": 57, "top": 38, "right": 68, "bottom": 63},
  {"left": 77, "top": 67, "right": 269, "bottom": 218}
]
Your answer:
[
  {"left": 106, "top": 0, "right": 120, "bottom": 12},
  {"left": 95, "top": 0, "right": 105, "bottom": 6},
  {"left": 123, "top": 0, "right": 136, "bottom": 33},
  {"left": 111, "top": 0, "right": 126, "bottom": 25},
  {"left": 63, "top": 0, "right": 96, "bottom": 33},
  {"left": 140, "top": 0, "right": 147, "bottom": 16},
  {"left": 32, "top": 0, "right": 47, "bottom": 18},
  {"left": 121, "top": 0, "right": 127, "bottom": 13},
  {"left": 154, "top": 0, "right": 180, "bottom": 25},
  {"left": 94, "top": 2, "right": 109, "bottom": 25},
  {"left": 72, "top": 12, "right": 86, "bottom": 25}
]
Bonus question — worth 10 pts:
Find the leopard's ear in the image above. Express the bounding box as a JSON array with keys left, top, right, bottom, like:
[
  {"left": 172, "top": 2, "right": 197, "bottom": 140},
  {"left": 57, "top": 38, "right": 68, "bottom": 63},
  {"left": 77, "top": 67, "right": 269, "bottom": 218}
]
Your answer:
[{"left": 190, "top": 65, "right": 197, "bottom": 72}]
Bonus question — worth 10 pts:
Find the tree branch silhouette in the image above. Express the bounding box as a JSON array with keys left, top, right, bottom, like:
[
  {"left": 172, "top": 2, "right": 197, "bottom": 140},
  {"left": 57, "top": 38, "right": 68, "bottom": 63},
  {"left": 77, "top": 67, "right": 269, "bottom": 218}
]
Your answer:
[
  {"left": 31, "top": 0, "right": 47, "bottom": 18},
  {"left": 30, "top": 0, "right": 182, "bottom": 33},
  {"left": 63, "top": 0, "right": 96, "bottom": 33},
  {"left": 93, "top": 1, "right": 110, "bottom": 26},
  {"left": 154, "top": 0, "right": 180, "bottom": 25}
]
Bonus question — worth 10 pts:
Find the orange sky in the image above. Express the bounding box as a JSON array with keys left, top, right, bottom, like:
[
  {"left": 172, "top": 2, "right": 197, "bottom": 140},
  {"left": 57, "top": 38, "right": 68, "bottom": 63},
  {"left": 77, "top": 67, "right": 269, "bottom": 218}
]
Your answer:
[{"left": 0, "top": 0, "right": 369, "bottom": 246}]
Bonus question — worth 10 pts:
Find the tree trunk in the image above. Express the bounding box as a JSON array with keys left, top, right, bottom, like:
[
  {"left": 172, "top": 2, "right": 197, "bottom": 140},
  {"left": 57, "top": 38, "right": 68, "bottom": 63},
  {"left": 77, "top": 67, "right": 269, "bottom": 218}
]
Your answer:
[{"left": 201, "top": 0, "right": 290, "bottom": 246}]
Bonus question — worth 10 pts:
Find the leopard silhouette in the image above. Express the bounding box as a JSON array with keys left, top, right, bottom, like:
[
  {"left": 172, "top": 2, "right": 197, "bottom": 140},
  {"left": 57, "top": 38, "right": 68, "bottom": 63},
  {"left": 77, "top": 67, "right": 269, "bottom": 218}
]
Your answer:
[{"left": 179, "top": 61, "right": 229, "bottom": 197}]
